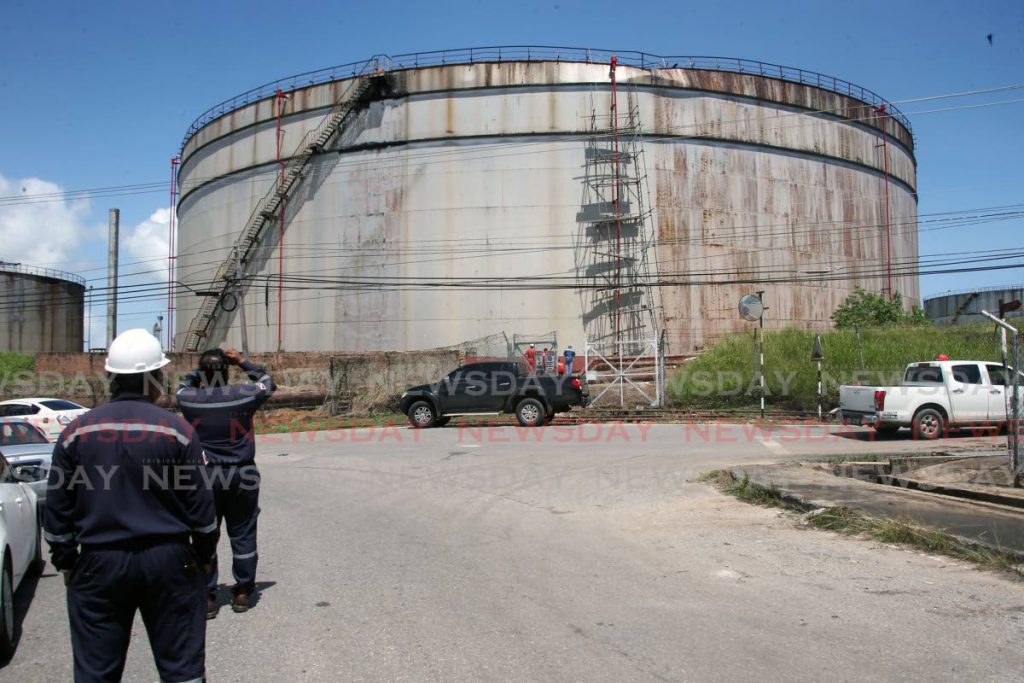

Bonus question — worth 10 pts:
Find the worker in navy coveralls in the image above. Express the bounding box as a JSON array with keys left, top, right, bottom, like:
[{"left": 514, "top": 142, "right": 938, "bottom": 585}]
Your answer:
[
  {"left": 562, "top": 345, "right": 576, "bottom": 374},
  {"left": 44, "top": 328, "right": 217, "bottom": 683},
  {"left": 176, "top": 347, "right": 275, "bottom": 617}
]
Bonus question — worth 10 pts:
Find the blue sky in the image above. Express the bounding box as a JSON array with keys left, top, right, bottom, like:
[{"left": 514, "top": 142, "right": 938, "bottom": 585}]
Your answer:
[{"left": 1, "top": 0, "right": 1022, "bottom": 347}]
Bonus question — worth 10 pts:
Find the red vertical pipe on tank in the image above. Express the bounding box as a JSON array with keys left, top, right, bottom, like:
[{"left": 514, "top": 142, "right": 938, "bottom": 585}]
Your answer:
[
  {"left": 276, "top": 89, "right": 286, "bottom": 351},
  {"left": 874, "top": 104, "right": 893, "bottom": 299},
  {"left": 610, "top": 56, "right": 621, "bottom": 355}
]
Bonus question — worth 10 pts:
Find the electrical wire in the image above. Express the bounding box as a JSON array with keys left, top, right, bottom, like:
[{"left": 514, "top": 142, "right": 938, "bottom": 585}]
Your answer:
[
  {"left": 3, "top": 82, "right": 1023, "bottom": 210},
  {"left": 3, "top": 79, "right": 1022, "bottom": 338}
]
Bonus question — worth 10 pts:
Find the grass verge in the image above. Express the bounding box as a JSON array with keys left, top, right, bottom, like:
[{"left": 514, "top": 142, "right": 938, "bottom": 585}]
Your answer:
[
  {"left": 702, "top": 470, "right": 787, "bottom": 507},
  {"left": 256, "top": 411, "right": 406, "bottom": 434},
  {"left": 669, "top": 323, "right": 1017, "bottom": 412},
  {"left": 708, "top": 469, "right": 1022, "bottom": 576},
  {"left": 0, "top": 351, "right": 33, "bottom": 377}
]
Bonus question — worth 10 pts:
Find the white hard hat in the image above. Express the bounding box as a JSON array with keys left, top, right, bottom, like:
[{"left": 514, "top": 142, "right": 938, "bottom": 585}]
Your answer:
[{"left": 105, "top": 328, "right": 171, "bottom": 374}]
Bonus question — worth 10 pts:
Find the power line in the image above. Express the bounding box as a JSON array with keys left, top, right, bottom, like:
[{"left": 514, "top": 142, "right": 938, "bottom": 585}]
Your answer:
[
  {"left": 4, "top": 81, "right": 1023, "bottom": 211},
  {"left": 3, "top": 202, "right": 1019, "bottom": 312}
]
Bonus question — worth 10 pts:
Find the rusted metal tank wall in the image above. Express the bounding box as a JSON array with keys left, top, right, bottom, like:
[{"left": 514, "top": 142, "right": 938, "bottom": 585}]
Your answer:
[
  {"left": 0, "top": 270, "right": 84, "bottom": 353},
  {"left": 176, "top": 61, "right": 917, "bottom": 353}
]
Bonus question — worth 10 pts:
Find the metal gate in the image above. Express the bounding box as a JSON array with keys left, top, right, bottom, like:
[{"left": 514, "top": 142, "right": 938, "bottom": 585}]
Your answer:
[{"left": 584, "top": 338, "right": 664, "bottom": 408}]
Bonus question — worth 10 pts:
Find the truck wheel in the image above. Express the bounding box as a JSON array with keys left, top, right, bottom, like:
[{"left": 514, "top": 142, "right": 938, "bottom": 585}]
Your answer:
[
  {"left": 913, "top": 408, "right": 945, "bottom": 440},
  {"left": 516, "top": 398, "right": 545, "bottom": 427},
  {"left": 407, "top": 401, "right": 437, "bottom": 429}
]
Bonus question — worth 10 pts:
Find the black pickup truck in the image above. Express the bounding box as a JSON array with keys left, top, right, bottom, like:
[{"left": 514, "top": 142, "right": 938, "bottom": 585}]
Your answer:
[{"left": 400, "top": 361, "right": 589, "bottom": 428}]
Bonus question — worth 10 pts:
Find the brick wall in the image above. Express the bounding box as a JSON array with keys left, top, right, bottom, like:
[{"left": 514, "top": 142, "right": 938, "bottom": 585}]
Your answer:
[{"left": 15, "top": 350, "right": 461, "bottom": 408}]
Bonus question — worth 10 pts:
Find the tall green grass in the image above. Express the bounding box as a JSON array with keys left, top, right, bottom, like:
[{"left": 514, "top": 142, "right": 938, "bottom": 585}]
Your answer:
[
  {"left": 0, "top": 352, "right": 34, "bottom": 377},
  {"left": 667, "top": 324, "right": 1017, "bottom": 412}
]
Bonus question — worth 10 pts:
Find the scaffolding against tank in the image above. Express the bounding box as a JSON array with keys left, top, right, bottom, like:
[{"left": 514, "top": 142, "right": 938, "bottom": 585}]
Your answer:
[
  {"left": 575, "top": 64, "right": 664, "bottom": 406},
  {"left": 576, "top": 96, "right": 660, "bottom": 350}
]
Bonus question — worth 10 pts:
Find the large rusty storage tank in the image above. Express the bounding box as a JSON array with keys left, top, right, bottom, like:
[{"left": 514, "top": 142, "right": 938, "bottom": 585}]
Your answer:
[
  {"left": 0, "top": 264, "right": 85, "bottom": 353},
  {"left": 174, "top": 47, "right": 917, "bottom": 353},
  {"left": 924, "top": 286, "right": 1024, "bottom": 326}
]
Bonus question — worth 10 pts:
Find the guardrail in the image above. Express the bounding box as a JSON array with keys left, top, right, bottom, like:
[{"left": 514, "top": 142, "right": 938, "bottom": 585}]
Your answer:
[
  {"left": 924, "top": 284, "right": 1024, "bottom": 301},
  {"left": 179, "top": 45, "right": 912, "bottom": 155},
  {"left": 0, "top": 262, "right": 86, "bottom": 287}
]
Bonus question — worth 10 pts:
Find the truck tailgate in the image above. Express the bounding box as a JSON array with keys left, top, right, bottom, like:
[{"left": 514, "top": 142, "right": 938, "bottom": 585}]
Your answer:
[{"left": 839, "top": 385, "right": 878, "bottom": 413}]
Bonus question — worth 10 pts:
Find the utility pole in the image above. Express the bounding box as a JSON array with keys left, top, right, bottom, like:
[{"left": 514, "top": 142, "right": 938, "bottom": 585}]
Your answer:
[
  {"left": 107, "top": 208, "right": 119, "bottom": 348},
  {"left": 87, "top": 285, "right": 93, "bottom": 351},
  {"left": 983, "top": 310, "right": 1022, "bottom": 487},
  {"left": 237, "top": 280, "right": 249, "bottom": 356},
  {"left": 229, "top": 246, "right": 249, "bottom": 355},
  {"left": 167, "top": 156, "right": 179, "bottom": 351}
]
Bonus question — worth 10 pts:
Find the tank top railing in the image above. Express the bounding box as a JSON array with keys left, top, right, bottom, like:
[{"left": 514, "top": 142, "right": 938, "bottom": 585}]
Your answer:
[
  {"left": 0, "top": 262, "right": 86, "bottom": 287},
  {"left": 179, "top": 46, "right": 911, "bottom": 155}
]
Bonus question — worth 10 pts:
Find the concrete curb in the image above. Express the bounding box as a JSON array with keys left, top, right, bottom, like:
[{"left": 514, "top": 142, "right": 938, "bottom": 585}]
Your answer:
[
  {"left": 726, "top": 463, "right": 1024, "bottom": 558},
  {"left": 882, "top": 476, "right": 1024, "bottom": 510}
]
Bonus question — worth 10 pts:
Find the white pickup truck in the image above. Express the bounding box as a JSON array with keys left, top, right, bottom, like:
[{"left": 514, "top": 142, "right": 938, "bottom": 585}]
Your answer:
[{"left": 838, "top": 360, "right": 1013, "bottom": 440}]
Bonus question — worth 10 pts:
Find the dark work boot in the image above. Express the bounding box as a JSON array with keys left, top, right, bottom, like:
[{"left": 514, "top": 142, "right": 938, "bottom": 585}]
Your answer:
[
  {"left": 207, "top": 594, "right": 219, "bottom": 620},
  {"left": 231, "top": 586, "right": 252, "bottom": 613}
]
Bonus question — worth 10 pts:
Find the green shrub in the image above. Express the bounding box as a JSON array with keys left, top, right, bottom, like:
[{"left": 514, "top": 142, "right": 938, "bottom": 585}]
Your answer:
[
  {"left": 0, "top": 352, "right": 34, "bottom": 376},
  {"left": 832, "top": 288, "right": 930, "bottom": 329}
]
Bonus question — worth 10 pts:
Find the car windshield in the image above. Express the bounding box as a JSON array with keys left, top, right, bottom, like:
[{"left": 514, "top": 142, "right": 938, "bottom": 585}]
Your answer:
[
  {"left": 40, "top": 399, "right": 84, "bottom": 411},
  {"left": 0, "top": 421, "right": 49, "bottom": 445}
]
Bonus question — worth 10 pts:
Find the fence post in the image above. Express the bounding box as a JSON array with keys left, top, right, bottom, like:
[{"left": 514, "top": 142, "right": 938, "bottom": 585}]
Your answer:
[{"left": 982, "top": 310, "right": 1022, "bottom": 487}]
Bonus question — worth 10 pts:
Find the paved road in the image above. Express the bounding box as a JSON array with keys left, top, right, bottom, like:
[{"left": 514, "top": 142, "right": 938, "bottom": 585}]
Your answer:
[{"left": 4, "top": 423, "right": 1021, "bottom": 681}]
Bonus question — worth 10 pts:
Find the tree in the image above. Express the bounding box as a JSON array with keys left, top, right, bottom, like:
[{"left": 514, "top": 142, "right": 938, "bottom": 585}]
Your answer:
[{"left": 831, "top": 288, "right": 930, "bottom": 329}]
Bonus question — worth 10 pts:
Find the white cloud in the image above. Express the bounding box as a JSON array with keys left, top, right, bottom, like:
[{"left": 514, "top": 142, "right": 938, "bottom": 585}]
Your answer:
[
  {"left": 0, "top": 174, "right": 92, "bottom": 267},
  {"left": 123, "top": 207, "right": 173, "bottom": 282}
]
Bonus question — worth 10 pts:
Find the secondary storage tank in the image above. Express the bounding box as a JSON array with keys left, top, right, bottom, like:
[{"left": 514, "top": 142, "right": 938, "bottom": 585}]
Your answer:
[
  {"left": 924, "top": 286, "right": 1024, "bottom": 326},
  {"left": 175, "top": 47, "right": 917, "bottom": 354},
  {"left": 0, "top": 264, "right": 85, "bottom": 353}
]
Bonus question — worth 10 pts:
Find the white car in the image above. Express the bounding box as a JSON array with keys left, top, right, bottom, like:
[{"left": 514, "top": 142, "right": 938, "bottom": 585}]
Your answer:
[
  {"left": 0, "top": 398, "right": 89, "bottom": 443},
  {"left": 0, "top": 451, "right": 43, "bottom": 658},
  {"left": 0, "top": 418, "right": 54, "bottom": 504}
]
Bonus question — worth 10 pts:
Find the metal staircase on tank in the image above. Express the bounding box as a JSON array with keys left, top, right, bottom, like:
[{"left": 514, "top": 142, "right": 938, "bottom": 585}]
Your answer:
[
  {"left": 184, "top": 73, "right": 386, "bottom": 352},
  {"left": 949, "top": 291, "right": 978, "bottom": 325}
]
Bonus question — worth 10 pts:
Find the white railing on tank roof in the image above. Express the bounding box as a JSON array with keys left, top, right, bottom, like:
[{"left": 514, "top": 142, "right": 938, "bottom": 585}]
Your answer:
[
  {"left": 179, "top": 45, "right": 912, "bottom": 155},
  {"left": 924, "top": 284, "right": 1024, "bottom": 301},
  {"left": 0, "top": 261, "right": 86, "bottom": 287}
]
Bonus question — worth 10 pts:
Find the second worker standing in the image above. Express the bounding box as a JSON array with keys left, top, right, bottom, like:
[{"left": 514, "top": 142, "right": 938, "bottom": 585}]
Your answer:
[{"left": 176, "top": 348, "right": 276, "bottom": 618}]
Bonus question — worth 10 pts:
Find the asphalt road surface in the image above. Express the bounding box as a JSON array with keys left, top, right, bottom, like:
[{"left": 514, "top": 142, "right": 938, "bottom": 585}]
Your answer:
[{"left": 4, "top": 423, "right": 1021, "bottom": 681}]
